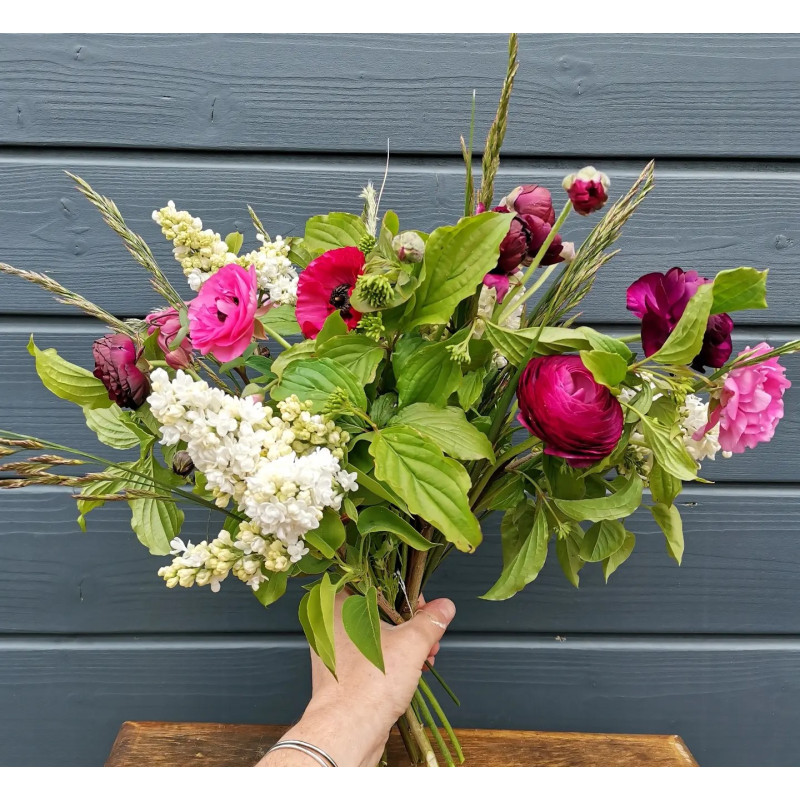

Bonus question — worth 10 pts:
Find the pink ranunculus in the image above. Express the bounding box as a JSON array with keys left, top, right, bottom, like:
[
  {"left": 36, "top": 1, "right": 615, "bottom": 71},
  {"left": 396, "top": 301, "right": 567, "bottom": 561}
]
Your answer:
[
  {"left": 562, "top": 166, "right": 610, "bottom": 215},
  {"left": 516, "top": 355, "right": 624, "bottom": 467},
  {"left": 187, "top": 263, "right": 258, "bottom": 362},
  {"left": 295, "top": 247, "right": 366, "bottom": 339},
  {"left": 498, "top": 184, "right": 556, "bottom": 225},
  {"left": 626, "top": 267, "right": 734, "bottom": 371},
  {"left": 700, "top": 343, "right": 791, "bottom": 454},
  {"left": 93, "top": 334, "right": 150, "bottom": 409},
  {"left": 145, "top": 307, "right": 193, "bottom": 369}
]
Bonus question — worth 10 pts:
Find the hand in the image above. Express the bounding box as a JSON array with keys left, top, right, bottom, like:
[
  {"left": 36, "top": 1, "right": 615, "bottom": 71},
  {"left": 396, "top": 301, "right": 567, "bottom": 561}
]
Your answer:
[{"left": 258, "top": 592, "right": 456, "bottom": 767}]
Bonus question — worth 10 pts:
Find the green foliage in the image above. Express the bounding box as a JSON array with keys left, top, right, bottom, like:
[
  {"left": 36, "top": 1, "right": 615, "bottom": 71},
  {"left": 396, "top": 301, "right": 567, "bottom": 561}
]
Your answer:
[
  {"left": 356, "top": 506, "right": 437, "bottom": 551},
  {"left": 603, "top": 531, "right": 636, "bottom": 581},
  {"left": 258, "top": 304, "right": 302, "bottom": 337},
  {"left": 304, "top": 508, "right": 346, "bottom": 559},
  {"left": 710, "top": 267, "right": 768, "bottom": 314},
  {"left": 253, "top": 570, "right": 289, "bottom": 607},
  {"left": 84, "top": 405, "right": 154, "bottom": 452},
  {"left": 75, "top": 466, "right": 129, "bottom": 531},
  {"left": 317, "top": 334, "right": 386, "bottom": 385},
  {"left": 370, "top": 426, "right": 481, "bottom": 552},
  {"left": 639, "top": 416, "right": 698, "bottom": 481},
  {"left": 273, "top": 357, "right": 367, "bottom": 414},
  {"left": 579, "top": 350, "right": 629, "bottom": 388},
  {"left": 395, "top": 339, "right": 462, "bottom": 408},
  {"left": 556, "top": 527, "right": 584, "bottom": 588},
  {"left": 304, "top": 212, "right": 368, "bottom": 255},
  {"left": 457, "top": 369, "right": 485, "bottom": 410},
  {"left": 27, "top": 336, "right": 112, "bottom": 410},
  {"left": 224, "top": 231, "right": 244, "bottom": 255},
  {"left": 482, "top": 472, "right": 525, "bottom": 511},
  {"left": 481, "top": 502, "right": 550, "bottom": 600},
  {"left": 390, "top": 403, "right": 495, "bottom": 462},
  {"left": 650, "top": 502, "right": 684, "bottom": 565},
  {"left": 342, "top": 587, "right": 385, "bottom": 672},
  {"left": 649, "top": 463, "right": 682, "bottom": 506},
  {"left": 403, "top": 213, "right": 513, "bottom": 328},
  {"left": 271, "top": 339, "right": 316, "bottom": 377},
  {"left": 577, "top": 327, "right": 634, "bottom": 362},
  {"left": 300, "top": 573, "right": 338, "bottom": 676},
  {"left": 553, "top": 474, "right": 643, "bottom": 522},
  {"left": 316, "top": 310, "right": 349, "bottom": 345},
  {"left": 651, "top": 283, "right": 714, "bottom": 365},
  {"left": 127, "top": 454, "right": 185, "bottom": 555},
  {"left": 579, "top": 519, "right": 626, "bottom": 562},
  {"left": 482, "top": 321, "right": 592, "bottom": 365}
]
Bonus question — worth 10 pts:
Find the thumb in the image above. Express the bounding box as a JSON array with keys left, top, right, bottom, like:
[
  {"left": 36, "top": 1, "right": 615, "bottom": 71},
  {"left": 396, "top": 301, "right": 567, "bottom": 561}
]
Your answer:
[{"left": 395, "top": 598, "right": 456, "bottom": 661}]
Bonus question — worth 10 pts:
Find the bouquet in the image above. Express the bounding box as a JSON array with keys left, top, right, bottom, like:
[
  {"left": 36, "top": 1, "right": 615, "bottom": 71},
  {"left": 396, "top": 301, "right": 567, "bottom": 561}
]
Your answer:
[{"left": 1, "top": 34, "right": 796, "bottom": 766}]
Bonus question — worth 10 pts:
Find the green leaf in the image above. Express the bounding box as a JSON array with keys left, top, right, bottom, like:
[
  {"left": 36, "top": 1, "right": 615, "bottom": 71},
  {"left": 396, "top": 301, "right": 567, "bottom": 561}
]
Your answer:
[
  {"left": 579, "top": 350, "right": 628, "bottom": 388},
  {"left": 396, "top": 340, "right": 462, "bottom": 409},
  {"left": 253, "top": 570, "right": 289, "bottom": 607},
  {"left": 315, "top": 310, "right": 350, "bottom": 346},
  {"left": 370, "top": 426, "right": 481, "bottom": 552},
  {"left": 481, "top": 503, "right": 550, "bottom": 600},
  {"left": 342, "top": 587, "right": 385, "bottom": 672},
  {"left": 603, "top": 531, "right": 636, "bottom": 582},
  {"left": 650, "top": 503, "right": 684, "bottom": 565},
  {"left": 649, "top": 462, "right": 682, "bottom": 506},
  {"left": 543, "top": 456, "right": 586, "bottom": 501},
  {"left": 390, "top": 403, "right": 495, "bottom": 462},
  {"left": 577, "top": 327, "right": 634, "bottom": 362},
  {"left": 127, "top": 456, "right": 184, "bottom": 555},
  {"left": 350, "top": 466, "right": 408, "bottom": 511},
  {"left": 651, "top": 283, "right": 714, "bottom": 365},
  {"left": 245, "top": 355, "right": 274, "bottom": 377},
  {"left": 370, "top": 393, "right": 398, "bottom": 428},
  {"left": 27, "top": 336, "right": 112, "bottom": 410},
  {"left": 225, "top": 231, "right": 244, "bottom": 255},
  {"left": 304, "top": 212, "right": 368, "bottom": 254},
  {"left": 317, "top": 334, "right": 386, "bottom": 385},
  {"left": 457, "top": 369, "right": 485, "bottom": 410},
  {"left": 356, "top": 506, "right": 437, "bottom": 551},
  {"left": 257, "top": 304, "right": 302, "bottom": 337},
  {"left": 295, "top": 554, "right": 334, "bottom": 575},
  {"left": 639, "top": 416, "right": 698, "bottom": 482},
  {"left": 710, "top": 267, "right": 768, "bottom": 315},
  {"left": 271, "top": 339, "right": 316, "bottom": 378},
  {"left": 306, "top": 574, "right": 338, "bottom": 675},
  {"left": 404, "top": 212, "right": 513, "bottom": 327},
  {"left": 304, "top": 508, "right": 346, "bottom": 559},
  {"left": 84, "top": 405, "right": 154, "bottom": 451},
  {"left": 482, "top": 321, "right": 592, "bottom": 366},
  {"left": 75, "top": 466, "right": 129, "bottom": 531},
  {"left": 556, "top": 529, "right": 584, "bottom": 588},
  {"left": 579, "top": 519, "right": 626, "bottom": 562},
  {"left": 273, "top": 357, "right": 367, "bottom": 414},
  {"left": 483, "top": 472, "right": 525, "bottom": 511},
  {"left": 553, "top": 474, "right": 643, "bottom": 522}
]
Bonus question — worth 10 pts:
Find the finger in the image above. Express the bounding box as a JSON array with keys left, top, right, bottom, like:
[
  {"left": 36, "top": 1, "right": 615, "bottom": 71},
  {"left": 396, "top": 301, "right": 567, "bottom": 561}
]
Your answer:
[
  {"left": 394, "top": 598, "right": 456, "bottom": 663},
  {"left": 428, "top": 641, "right": 441, "bottom": 660}
]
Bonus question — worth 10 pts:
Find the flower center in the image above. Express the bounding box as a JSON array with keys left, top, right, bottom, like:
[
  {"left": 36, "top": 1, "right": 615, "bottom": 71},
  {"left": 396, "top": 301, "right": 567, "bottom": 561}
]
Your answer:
[{"left": 329, "top": 283, "right": 353, "bottom": 319}]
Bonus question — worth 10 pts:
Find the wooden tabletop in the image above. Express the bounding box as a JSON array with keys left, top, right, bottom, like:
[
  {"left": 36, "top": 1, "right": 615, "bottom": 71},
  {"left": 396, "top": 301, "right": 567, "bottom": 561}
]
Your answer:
[{"left": 106, "top": 721, "right": 697, "bottom": 767}]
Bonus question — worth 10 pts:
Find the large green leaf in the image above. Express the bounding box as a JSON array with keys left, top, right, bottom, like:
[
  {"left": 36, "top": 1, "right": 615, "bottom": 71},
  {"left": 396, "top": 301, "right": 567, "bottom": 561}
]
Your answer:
[
  {"left": 556, "top": 528, "right": 584, "bottom": 588},
  {"left": 579, "top": 519, "right": 626, "bottom": 562},
  {"left": 271, "top": 339, "right": 316, "bottom": 378},
  {"left": 253, "top": 570, "right": 289, "bottom": 607},
  {"left": 27, "top": 335, "right": 112, "bottom": 410},
  {"left": 304, "top": 508, "right": 346, "bottom": 559},
  {"left": 342, "top": 587, "right": 385, "bottom": 672},
  {"left": 390, "top": 403, "right": 495, "bottom": 462},
  {"left": 350, "top": 466, "right": 408, "bottom": 511},
  {"left": 553, "top": 474, "right": 643, "bottom": 522},
  {"left": 403, "top": 212, "right": 513, "bottom": 327},
  {"left": 395, "top": 340, "right": 462, "bottom": 409},
  {"left": 305, "top": 574, "right": 338, "bottom": 675},
  {"left": 579, "top": 350, "right": 628, "bottom": 388},
  {"left": 84, "top": 405, "right": 154, "bottom": 451},
  {"left": 710, "top": 267, "right": 768, "bottom": 315},
  {"left": 651, "top": 283, "right": 714, "bottom": 365},
  {"left": 317, "top": 334, "right": 386, "bottom": 385},
  {"left": 457, "top": 368, "right": 485, "bottom": 410},
  {"left": 356, "top": 505, "right": 437, "bottom": 551},
  {"left": 576, "top": 327, "right": 634, "bottom": 362},
  {"left": 257, "top": 304, "right": 302, "bottom": 337},
  {"left": 273, "top": 357, "right": 367, "bottom": 413},
  {"left": 639, "top": 416, "right": 698, "bottom": 482},
  {"left": 127, "top": 456, "right": 185, "bottom": 555},
  {"left": 75, "top": 466, "right": 129, "bottom": 532},
  {"left": 481, "top": 503, "right": 550, "bottom": 600},
  {"left": 603, "top": 531, "right": 636, "bottom": 581},
  {"left": 370, "top": 426, "right": 481, "bottom": 552},
  {"left": 650, "top": 503, "right": 684, "bottom": 565},
  {"left": 303, "top": 212, "right": 368, "bottom": 254},
  {"left": 649, "top": 463, "right": 682, "bottom": 506},
  {"left": 483, "top": 321, "right": 592, "bottom": 366}
]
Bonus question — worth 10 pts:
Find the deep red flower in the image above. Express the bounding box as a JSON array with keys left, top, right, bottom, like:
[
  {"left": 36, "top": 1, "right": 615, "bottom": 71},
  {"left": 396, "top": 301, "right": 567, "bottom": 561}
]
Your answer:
[
  {"left": 562, "top": 167, "right": 610, "bottom": 216},
  {"left": 93, "top": 334, "right": 150, "bottom": 409},
  {"left": 516, "top": 355, "right": 623, "bottom": 467},
  {"left": 499, "top": 184, "right": 556, "bottom": 224},
  {"left": 295, "top": 247, "right": 366, "bottom": 338}
]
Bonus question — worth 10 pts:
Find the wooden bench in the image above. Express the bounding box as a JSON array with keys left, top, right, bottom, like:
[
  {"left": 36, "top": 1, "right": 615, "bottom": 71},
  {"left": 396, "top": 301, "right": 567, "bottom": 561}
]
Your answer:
[{"left": 106, "top": 721, "right": 697, "bottom": 767}]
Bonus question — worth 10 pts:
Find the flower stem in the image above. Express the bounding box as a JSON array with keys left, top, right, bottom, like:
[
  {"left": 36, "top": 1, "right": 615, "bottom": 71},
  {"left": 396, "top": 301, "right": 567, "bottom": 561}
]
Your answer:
[
  {"left": 403, "top": 706, "right": 438, "bottom": 767},
  {"left": 260, "top": 323, "right": 291, "bottom": 350},
  {"left": 418, "top": 677, "right": 464, "bottom": 763}
]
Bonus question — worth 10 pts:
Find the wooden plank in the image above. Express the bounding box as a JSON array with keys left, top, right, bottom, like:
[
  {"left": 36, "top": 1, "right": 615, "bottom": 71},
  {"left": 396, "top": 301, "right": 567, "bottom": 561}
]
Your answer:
[
  {"left": 3, "top": 322, "right": 798, "bottom": 480},
  {"left": 1, "top": 485, "right": 799, "bottom": 635},
  {"left": 2, "top": 35, "right": 800, "bottom": 156},
  {"left": 1, "top": 155, "right": 799, "bottom": 324},
  {"left": 105, "top": 720, "right": 697, "bottom": 767},
  {"left": 0, "top": 636, "right": 796, "bottom": 765}
]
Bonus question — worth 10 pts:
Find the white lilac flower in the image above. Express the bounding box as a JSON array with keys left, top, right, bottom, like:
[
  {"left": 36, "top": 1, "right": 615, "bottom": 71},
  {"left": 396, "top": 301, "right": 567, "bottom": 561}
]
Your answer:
[
  {"left": 474, "top": 282, "right": 524, "bottom": 367},
  {"left": 239, "top": 235, "right": 298, "bottom": 305},
  {"left": 680, "top": 393, "right": 730, "bottom": 463}
]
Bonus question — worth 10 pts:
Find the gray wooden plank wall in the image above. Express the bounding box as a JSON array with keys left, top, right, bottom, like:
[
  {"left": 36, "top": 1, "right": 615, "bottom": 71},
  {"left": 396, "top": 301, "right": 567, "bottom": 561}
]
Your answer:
[{"left": 1, "top": 33, "right": 799, "bottom": 767}]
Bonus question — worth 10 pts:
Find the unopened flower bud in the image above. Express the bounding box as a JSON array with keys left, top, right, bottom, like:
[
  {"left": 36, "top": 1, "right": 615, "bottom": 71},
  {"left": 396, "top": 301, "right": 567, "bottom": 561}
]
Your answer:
[
  {"left": 92, "top": 334, "right": 150, "bottom": 409},
  {"left": 560, "top": 242, "right": 576, "bottom": 264},
  {"left": 498, "top": 185, "right": 555, "bottom": 224},
  {"left": 172, "top": 451, "right": 195, "bottom": 477},
  {"left": 562, "top": 167, "right": 610, "bottom": 215},
  {"left": 392, "top": 231, "right": 425, "bottom": 263}
]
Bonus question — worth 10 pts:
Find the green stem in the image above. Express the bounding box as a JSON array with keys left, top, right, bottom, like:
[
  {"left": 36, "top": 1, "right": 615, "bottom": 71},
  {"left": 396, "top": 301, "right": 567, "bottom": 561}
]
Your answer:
[
  {"left": 404, "top": 705, "right": 438, "bottom": 767},
  {"left": 413, "top": 691, "right": 454, "bottom": 767},
  {"left": 418, "top": 677, "right": 464, "bottom": 763},
  {"left": 423, "top": 661, "right": 461, "bottom": 707},
  {"left": 469, "top": 435, "right": 540, "bottom": 507},
  {"left": 618, "top": 333, "right": 642, "bottom": 343},
  {"left": 260, "top": 324, "right": 291, "bottom": 350}
]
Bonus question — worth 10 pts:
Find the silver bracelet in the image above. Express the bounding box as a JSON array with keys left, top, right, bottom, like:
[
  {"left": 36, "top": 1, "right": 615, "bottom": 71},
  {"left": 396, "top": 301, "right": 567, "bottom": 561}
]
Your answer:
[{"left": 266, "top": 739, "right": 338, "bottom": 767}]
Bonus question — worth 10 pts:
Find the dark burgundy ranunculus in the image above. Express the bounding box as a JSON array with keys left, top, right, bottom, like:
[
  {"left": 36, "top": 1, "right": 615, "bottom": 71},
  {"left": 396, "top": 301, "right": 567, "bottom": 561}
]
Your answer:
[
  {"left": 92, "top": 334, "right": 150, "bottom": 409},
  {"left": 499, "top": 184, "right": 556, "bottom": 225},
  {"left": 626, "top": 267, "right": 734, "bottom": 371},
  {"left": 516, "top": 355, "right": 624, "bottom": 467}
]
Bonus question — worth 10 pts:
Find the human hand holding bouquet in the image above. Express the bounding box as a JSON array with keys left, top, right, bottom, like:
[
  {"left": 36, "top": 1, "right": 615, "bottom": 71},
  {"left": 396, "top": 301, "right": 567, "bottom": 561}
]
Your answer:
[{"left": 1, "top": 34, "right": 796, "bottom": 767}]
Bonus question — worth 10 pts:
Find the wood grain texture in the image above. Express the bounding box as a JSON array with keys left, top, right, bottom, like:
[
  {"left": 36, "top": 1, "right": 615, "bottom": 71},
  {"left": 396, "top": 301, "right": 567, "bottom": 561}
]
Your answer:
[
  {"left": 2, "top": 322, "right": 797, "bottom": 481},
  {"left": 2, "top": 34, "right": 800, "bottom": 156},
  {"left": 1, "top": 155, "right": 799, "bottom": 323},
  {"left": 105, "top": 720, "right": 697, "bottom": 767},
  {"left": 0, "top": 485, "right": 799, "bottom": 636},
  {"left": 0, "top": 636, "right": 796, "bottom": 766}
]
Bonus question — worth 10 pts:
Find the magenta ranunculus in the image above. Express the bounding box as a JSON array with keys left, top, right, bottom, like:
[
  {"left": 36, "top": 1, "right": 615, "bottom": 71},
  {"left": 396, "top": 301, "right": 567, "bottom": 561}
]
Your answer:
[
  {"left": 295, "top": 246, "right": 366, "bottom": 339},
  {"left": 562, "top": 166, "right": 610, "bottom": 216},
  {"left": 516, "top": 355, "right": 624, "bottom": 467},
  {"left": 146, "top": 307, "right": 193, "bottom": 369},
  {"left": 700, "top": 343, "right": 791, "bottom": 454},
  {"left": 187, "top": 263, "right": 258, "bottom": 362},
  {"left": 498, "top": 184, "right": 556, "bottom": 225},
  {"left": 93, "top": 334, "right": 150, "bottom": 409},
  {"left": 626, "top": 267, "right": 734, "bottom": 371}
]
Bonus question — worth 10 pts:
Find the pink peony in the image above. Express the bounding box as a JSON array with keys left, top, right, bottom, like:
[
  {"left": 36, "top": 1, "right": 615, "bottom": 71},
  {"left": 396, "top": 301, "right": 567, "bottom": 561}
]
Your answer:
[
  {"left": 145, "top": 307, "right": 193, "bottom": 369},
  {"left": 93, "top": 334, "right": 150, "bottom": 409},
  {"left": 295, "top": 247, "right": 366, "bottom": 339},
  {"left": 700, "top": 343, "right": 791, "bottom": 454},
  {"left": 187, "top": 263, "right": 258, "bottom": 362}
]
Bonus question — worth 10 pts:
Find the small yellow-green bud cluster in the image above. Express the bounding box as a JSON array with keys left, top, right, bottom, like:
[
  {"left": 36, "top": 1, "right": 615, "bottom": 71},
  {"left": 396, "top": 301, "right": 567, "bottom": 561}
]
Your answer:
[
  {"left": 356, "top": 273, "right": 394, "bottom": 308},
  {"left": 446, "top": 337, "right": 471, "bottom": 365},
  {"left": 357, "top": 312, "right": 386, "bottom": 342},
  {"left": 358, "top": 233, "right": 377, "bottom": 255}
]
